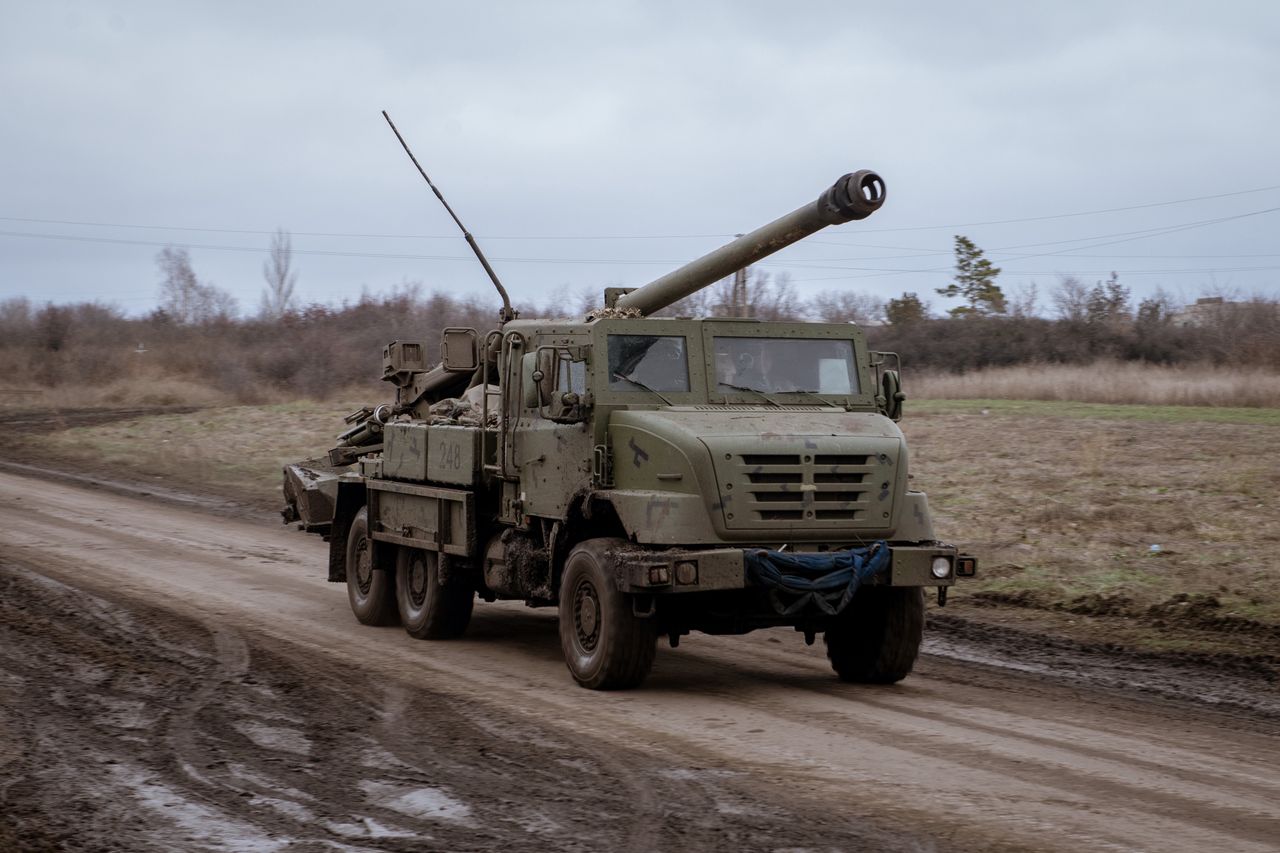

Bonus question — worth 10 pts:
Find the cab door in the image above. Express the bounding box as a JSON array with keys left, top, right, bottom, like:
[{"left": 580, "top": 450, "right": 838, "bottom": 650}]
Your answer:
[{"left": 513, "top": 336, "right": 594, "bottom": 520}]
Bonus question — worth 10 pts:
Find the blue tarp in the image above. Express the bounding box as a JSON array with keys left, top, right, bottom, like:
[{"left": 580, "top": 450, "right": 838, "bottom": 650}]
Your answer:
[{"left": 744, "top": 542, "right": 890, "bottom": 616}]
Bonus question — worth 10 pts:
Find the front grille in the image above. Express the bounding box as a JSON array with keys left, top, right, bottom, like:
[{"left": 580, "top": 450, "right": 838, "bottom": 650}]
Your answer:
[
  {"left": 741, "top": 454, "right": 800, "bottom": 466},
  {"left": 728, "top": 452, "right": 879, "bottom": 527}
]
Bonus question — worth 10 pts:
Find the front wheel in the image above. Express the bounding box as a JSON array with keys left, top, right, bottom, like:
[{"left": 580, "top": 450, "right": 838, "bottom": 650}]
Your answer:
[
  {"left": 824, "top": 587, "right": 924, "bottom": 684},
  {"left": 345, "top": 507, "right": 398, "bottom": 626},
  {"left": 396, "top": 548, "right": 473, "bottom": 639},
  {"left": 558, "top": 539, "right": 656, "bottom": 690}
]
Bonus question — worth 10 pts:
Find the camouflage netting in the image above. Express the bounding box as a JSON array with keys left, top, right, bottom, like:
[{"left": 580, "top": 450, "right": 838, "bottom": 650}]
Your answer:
[
  {"left": 587, "top": 306, "right": 643, "bottom": 320},
  {"left": 744, "top": 543, "right": 890, "bottom": 616},
  {"left": 426, "top": 384, "right": 500, "bottom": 427}
]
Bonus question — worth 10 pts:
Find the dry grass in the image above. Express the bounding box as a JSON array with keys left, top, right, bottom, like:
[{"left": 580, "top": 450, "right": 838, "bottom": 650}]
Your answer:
[
  {"left": 22, "top": 402, "right": 359, "bottom": 508},
  {"left": 912, "top": 362, "right": 1280, "bottom": 408},
  {"left": 0, "top": 369, "right": 234, "bottom": 409},
  {"left": 0, "top": 373, "right": 381, "bottom": 412},
  {"left": 902, "top": 406, "right": 1280, "bottom": 633}
]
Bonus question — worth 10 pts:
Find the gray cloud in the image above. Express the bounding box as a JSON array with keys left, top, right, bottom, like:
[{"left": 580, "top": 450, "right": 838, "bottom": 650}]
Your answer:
[{"left": 2, "top": 1, "right": 1277, "bottom": 314}]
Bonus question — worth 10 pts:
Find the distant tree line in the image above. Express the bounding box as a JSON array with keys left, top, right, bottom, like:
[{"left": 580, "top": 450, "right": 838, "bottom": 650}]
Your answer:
[{"left": 0, "top": 235, "right": 1276, "bottom": 402}]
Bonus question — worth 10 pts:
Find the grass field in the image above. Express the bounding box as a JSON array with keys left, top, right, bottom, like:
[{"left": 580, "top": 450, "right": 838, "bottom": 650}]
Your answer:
[
  {"left": 901, "top": 400, "right": 1280, "bottom": 644},
  {"left": 912, "top": 362, "right": 1280, "bottom": 408},
  {"left": 19, "top": 401, "right": 359, "bottom": 507},
  {"left": 11, "top": 395, "right": 1279, "bottom": 656}
]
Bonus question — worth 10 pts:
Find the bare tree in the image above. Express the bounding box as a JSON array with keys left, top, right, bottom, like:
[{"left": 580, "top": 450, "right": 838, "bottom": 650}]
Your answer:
[
  {"left": 809, "top": 289, "right": 883, "bottom": 325},
  {"left": 260, "top": 229, "right": 298, "bottom": 320},
  {"left": 750, "top": 271, "right": 803, "bottom": 321},
  {"left": 1008, "top": 282, "right": 1040, "bottom": 319},
  {"left": 156, "top": 246, "right": 238, "bottom": 324},
  {"left": 1050, "top": 275, "right": 1090, "bottom": 321}
]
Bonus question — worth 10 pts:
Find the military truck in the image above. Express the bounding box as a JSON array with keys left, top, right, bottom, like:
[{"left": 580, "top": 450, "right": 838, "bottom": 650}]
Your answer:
[{"left": 283, "top": 169, "right": 975, "bottom": 689}]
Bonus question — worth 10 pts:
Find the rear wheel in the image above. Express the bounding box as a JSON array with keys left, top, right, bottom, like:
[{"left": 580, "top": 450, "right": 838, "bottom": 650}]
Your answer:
[
  {"left": 558, "top": 539, "right": 656, "bottom": 690},
  {"left": 345, "top": 507, "right": 397, "bottom": 626},
  {"left": 396, "top": 547, "right": 473, "bottom": 639},
  {"left": 824, "top": 586, "right": 924, "bottom": 684}
]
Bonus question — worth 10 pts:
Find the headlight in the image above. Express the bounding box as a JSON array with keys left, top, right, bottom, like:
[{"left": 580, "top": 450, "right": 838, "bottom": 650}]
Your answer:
[{"left": 931, "top": 556, "right": 952, "bottom": 579}]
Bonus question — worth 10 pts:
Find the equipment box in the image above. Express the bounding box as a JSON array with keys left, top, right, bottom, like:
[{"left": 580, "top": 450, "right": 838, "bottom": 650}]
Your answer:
[
  {"left": 427, "top": 425, "right": 481, "bottom": 486},
  {"left": 383, "top": 422, "right": 428, "bottom": 482}
]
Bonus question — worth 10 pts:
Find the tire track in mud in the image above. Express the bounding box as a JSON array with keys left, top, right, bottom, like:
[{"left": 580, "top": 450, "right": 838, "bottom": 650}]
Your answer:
[
  {"left": 0, "top": 560, "right": 933, "bottom": 852},
  {"left": 640, "top": 636, "right": 1280, "bottom": 852}
]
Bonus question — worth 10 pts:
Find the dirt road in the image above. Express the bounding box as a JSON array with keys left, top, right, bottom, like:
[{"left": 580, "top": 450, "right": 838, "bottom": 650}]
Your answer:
[{"left": 2, "top": 470, "right": 1278, "bottom": 852}]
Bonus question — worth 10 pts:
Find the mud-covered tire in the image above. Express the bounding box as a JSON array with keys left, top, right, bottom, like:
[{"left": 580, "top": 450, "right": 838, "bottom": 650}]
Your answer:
[
  {"left": 824, "top": 586, "right": 924, "bottom": 684},
  {"left": 396, "top": 547, "right": 473, "bottom": 639},
  {"left": 345, "top": 507, "right": 398, "bottom": 626},
  {"left": 558, "top": 539, "right": 656, "bottom": 690}
]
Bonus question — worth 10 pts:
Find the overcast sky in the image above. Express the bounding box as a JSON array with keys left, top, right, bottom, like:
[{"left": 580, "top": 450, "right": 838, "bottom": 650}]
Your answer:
[{"left": 2, "top": 1, "right": 1277, "bottom": 318}]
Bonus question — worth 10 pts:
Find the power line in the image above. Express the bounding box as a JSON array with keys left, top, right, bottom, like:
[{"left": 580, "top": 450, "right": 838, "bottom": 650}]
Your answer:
[
  {"left": 0, "top": 216, "right": 729, "bottom": 242},
  {"left": 789, "top": 265, "right": 1280, "bottom": 284},
  {"left": 2, "top": 182, "right": 1277, "bottom": 241},
  {"left": 819, "top": 183, "right": 1280, "bottom": 235},
  {"left": 783, "top": 205, "right": 1280, "bottom": 282},
  {"left": 5, "top": 204, "right": 1277, "bottom": 269},
  {"left": 0, "top": 229, "right": 682, "bottom": 265}
]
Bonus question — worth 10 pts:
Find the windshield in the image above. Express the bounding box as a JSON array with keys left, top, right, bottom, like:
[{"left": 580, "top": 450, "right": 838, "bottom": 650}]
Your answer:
[
  {"left": 607, "top": 334, "right": 690, "bottom": 392},
  {"left": 713, "top": 337, "right": 860, "bottom": 395}
]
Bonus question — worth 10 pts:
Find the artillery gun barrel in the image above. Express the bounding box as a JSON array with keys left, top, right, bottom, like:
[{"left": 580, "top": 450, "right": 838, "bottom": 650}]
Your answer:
[{"left": 614, "top": 170, "right": 885, "bottom": 317}]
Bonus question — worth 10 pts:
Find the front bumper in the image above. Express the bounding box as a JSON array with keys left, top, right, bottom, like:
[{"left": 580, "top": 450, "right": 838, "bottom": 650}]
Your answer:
[{"left": 611, "top": 542, "right": 975, "bottom": 594}]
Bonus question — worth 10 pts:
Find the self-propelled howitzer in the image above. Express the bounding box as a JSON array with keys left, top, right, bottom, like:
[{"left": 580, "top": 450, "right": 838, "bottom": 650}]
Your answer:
[{"left": 283, "top": 169, "right": 975, "bottom": 690}]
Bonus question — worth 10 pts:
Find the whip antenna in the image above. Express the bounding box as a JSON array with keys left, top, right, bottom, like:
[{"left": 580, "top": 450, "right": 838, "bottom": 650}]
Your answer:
[{"left": 381, "top": 110, "right": 516, "bottom": 322}]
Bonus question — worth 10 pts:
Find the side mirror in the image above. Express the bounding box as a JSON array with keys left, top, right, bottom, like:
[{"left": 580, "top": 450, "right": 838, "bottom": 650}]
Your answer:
[
  {"left": 521, "top": 350, "right": 557, "bottom": 409},
  {"left": 880, "top": 369, "right": 905, "bottom": 421},
  {"left": 441, "top": 327, "right": 479, "bottom": 372}
]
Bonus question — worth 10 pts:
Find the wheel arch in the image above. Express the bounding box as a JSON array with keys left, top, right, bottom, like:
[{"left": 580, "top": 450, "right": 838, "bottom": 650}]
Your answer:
[
  {"left": 549, "top": 493, "right": 628, "bottom": 597},
  {"left": 328, "top": 479, "right": 367, "bottom": 583}
]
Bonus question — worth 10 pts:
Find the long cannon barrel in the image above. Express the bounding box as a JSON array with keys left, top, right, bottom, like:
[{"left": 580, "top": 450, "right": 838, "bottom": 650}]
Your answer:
[{"left": 613, "top": 170, "right": 885, "bottom": 317}]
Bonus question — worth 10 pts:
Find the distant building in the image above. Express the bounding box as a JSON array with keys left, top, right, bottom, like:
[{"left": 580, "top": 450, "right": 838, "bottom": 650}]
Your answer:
[{"left": 1171, "top": 297, "right": 1246, "bottom": 327}]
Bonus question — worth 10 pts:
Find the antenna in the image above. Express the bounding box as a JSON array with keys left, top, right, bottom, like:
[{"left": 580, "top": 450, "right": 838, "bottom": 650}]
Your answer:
[{"left": 381, "top": 110, "right": 516, "bottom": 322}]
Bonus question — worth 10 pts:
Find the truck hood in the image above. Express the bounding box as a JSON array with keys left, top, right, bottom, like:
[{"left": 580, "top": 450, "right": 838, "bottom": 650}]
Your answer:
[{"left": 610, "top": 407, "right": 906, "bottom": 535}]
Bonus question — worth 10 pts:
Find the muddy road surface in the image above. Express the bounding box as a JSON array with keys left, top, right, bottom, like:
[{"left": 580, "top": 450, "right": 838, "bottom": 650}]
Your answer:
[{"left": 2, "top": 470, "right": 1278, "bottom": 852}]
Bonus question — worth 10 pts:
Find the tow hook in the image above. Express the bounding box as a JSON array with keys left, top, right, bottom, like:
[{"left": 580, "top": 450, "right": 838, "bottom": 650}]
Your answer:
[{"left": 937, "top": 586, "right": 948, "bottom": 607}]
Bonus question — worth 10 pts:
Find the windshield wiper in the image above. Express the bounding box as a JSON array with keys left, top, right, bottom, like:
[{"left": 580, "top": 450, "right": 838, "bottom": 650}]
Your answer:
[
  {"left": 716, "top": 382, "right": 783, "bottom": 407},
  {"left": 613, "top": 373, "right": 674, "bottom": 405},
  {"left": 785, "top": 388, "right": 842, "bottom": 408}
]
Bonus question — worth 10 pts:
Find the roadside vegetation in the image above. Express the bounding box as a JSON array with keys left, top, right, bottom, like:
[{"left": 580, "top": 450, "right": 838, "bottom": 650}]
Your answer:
[{"left": 2, "top": 232, "right": 1279, "bottom": 408}]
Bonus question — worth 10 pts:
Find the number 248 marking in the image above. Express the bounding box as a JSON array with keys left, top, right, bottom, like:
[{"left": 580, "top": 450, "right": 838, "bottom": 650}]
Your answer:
[{"left": 438, "top": 440, "right": 462, "bottom": 470}]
